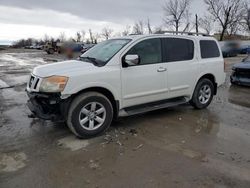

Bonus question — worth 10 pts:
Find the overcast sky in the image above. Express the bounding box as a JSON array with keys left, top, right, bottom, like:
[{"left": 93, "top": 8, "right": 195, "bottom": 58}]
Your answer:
[{"left": 0, "top": 0, "right": 205, "bottom": 44}]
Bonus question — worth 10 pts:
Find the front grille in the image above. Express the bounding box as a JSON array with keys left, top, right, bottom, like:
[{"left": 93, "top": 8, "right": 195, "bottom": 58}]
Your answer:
[
  {"left": 28, "top": 75, "right": 40, "bottom": 90},
  {"left": 236, "top": 69, "right": 250, "bottom": 79},
  {"left": 29, "top": 75, "right": 35, "bottom": 88}
]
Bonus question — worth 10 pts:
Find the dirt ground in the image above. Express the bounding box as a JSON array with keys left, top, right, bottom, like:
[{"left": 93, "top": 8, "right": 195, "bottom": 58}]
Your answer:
[{"left": 0, "top": 49, "right": 250, "bottom": 188}]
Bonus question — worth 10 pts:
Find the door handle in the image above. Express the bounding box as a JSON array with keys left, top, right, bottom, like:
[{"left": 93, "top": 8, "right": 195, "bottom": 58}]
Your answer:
[{"left": 157, "top": 67, "right": 167, "bottom": 72}]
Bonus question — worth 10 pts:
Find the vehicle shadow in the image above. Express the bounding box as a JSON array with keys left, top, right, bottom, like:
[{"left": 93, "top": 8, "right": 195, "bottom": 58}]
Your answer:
[
  {"left": 112, "top": 104, "right": 220, "bottom": 136},
  {"left": 228, "top": 85, "right": 250, "bottom": 108}
]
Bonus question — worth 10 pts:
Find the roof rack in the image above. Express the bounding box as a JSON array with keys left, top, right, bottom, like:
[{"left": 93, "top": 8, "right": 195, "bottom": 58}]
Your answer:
[{"left": 162, "top": 31, "right": 210, "bottom": 37}]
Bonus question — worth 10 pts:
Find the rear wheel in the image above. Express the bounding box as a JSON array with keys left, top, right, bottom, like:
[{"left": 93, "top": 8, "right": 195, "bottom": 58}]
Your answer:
[
  {"left": 190, "top": 78, "right": 214, "bottom": 109},
  {"left": 67, "top": 92, "right": 113, "bottom": 138}
]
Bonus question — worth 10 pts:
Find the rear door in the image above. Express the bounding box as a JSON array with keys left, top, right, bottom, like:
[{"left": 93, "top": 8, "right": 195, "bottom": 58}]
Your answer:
[{"left": 162, "top": 37, "right": 199, "bottom": 98}]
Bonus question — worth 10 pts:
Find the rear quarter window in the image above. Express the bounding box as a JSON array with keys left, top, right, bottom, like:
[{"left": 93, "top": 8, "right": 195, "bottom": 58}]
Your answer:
[{"left": 200, "top": 40, "right": 220, "bottom": 58}]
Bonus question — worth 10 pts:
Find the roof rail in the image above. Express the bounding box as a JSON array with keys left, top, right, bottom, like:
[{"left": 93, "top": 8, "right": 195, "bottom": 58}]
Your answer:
[{"left": 162, "top": 31, "right": 210, "bottom": 37}]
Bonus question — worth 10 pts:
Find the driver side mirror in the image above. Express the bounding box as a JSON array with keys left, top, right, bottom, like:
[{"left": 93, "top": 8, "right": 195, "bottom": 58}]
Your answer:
[{"left": 124, "top": 54, "right": 139, "bottom": 66}]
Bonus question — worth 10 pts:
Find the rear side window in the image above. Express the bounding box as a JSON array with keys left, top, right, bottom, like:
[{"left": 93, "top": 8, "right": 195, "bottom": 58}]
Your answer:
[
  {"left": 200, "top": 40, "right": 220, "bottom": 58},
  {"left": 162, "top": 38, "right": 194, "bottom": 62}
]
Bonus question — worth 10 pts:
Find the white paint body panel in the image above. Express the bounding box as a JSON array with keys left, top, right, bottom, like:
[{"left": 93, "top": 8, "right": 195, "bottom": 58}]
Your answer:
[
  {"left": 121, "top": 63, "right": 168, "bottom": 108},
  {"left": 28, "top": 34, "right": 226, "bottom": 111}
]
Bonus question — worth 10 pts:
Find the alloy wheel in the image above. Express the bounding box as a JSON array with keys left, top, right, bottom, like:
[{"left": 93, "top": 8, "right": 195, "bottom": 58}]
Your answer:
[
  {"left": 198, "top": 84, "right": 211, "bottom": 104},
  {"left": 79, "top": 102, "right": 106, "bottom": 131}
]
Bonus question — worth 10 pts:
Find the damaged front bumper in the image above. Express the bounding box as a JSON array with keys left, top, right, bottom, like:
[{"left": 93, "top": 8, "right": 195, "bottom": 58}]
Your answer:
[
  {"left": 26, "top": 91, "right": 71, "bottom": 121},
  {"left": 231, "top": 76, "right": 250, "bottom": 86},
  {"left": 230, "top": 69, "right": 250, "bottom": 87}
]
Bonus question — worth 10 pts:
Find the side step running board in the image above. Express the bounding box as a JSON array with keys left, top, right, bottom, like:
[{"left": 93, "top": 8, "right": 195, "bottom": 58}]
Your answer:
[{"left": 119, "top": 97, "right": 188, "bottom": 117}]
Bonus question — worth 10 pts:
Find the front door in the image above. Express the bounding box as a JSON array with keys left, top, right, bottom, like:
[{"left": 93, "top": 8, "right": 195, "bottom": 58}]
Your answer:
[{"left": 121, "top": 38, "right": 168, "bottom": 108}]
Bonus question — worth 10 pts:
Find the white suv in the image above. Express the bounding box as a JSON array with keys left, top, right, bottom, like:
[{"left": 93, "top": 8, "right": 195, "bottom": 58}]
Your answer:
[{"left": 26, "top": 34, "right": 226, "bottom": 138}]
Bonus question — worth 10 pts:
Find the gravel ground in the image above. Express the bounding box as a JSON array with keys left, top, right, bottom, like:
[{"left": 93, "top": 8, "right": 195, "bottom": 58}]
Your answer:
[{"left": 0, "top": 49, "right": 250, "bottom": 188}]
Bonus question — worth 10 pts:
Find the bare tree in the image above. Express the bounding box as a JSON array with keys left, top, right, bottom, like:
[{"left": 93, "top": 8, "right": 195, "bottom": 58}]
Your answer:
[
  {"left": 246, "top": 8, "right": 250, "bottom": 32},
  {"left": 163, "top": 0, "right": 191, "bottom": 33},
  {"left": 133, "top": 20, "right": 144, "bottom": 34},
  {"left": 76, "top": 32, "right": 81, "bottom": 42},
  {"left": 113, "top": 32, "right": 122, "bottom": 37},
  {"left": 154, "top": 26, "right": 164, "bottom": 34},
  {"left": 81, "top": 30, "right": 86, "bottom": 42},
  {"left": 89, "top": 29, "right": 94, "bottom": 44},
  {"left": 242, "top": 5, "right": 250, "bottom": 33},
  {"left": 199, "top": 15, "right": 213, "bottom": 34},
  {"left": 101, "top": 27, "right": 113, "bottom": 40},
  {"left": 92, "top": 33, "right": 101, "bottom": 44},
  {"left": 58, "top": 32, "right": 66, "bottom": 42},
  {"left": 147, "top": 19, "right": 153, "bottom": 34},
  {"left": 43, "top": 34, "right": 50, "bottom": 42},
  {"left": 182, "top": 12, "right": 193, "bottom": 33},
  {"left": 228, "top": 19, "right": 242, "bottom": 35},
  {"left": 86, "top": 39, "right": 91, "bottom": 44},
  {"left": 204, "top": 0, "right": 245, "bottom": 41},
  {"left": 69, "top": 37, "right": 76, "bottom": 42},
  {"left": 122, "top": 25, "right": 131, "bottom": 36}
]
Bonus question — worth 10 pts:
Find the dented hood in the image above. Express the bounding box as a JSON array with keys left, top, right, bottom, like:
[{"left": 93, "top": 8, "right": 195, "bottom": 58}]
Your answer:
[{"left": 233, "top": 61, "right": 250, "bottom": 70}]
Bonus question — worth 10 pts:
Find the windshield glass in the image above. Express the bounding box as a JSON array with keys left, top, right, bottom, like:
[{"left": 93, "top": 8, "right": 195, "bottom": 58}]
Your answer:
[{"left": 80, "top": 39, "right": 131, "bottom": 66}]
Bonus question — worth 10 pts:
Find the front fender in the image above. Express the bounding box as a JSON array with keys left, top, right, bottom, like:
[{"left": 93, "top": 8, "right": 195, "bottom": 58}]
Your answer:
[{"left": 62, "top": 82, "right": 120, "bottom": 101}]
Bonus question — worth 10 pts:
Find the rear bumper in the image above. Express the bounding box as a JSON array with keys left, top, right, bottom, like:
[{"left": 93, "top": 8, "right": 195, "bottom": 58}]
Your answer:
[{"left": 26, "top": 91, "right": 71, "bottom": 121}]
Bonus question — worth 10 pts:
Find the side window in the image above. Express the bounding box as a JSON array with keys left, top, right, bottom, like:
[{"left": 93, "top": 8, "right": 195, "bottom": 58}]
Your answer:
[
  {"left": 163, "top": 38, "right": 194, "bottom": 62},
  {"left": 200, "top": 40, "right": 220, "bottom": 58},
  {"left": 126, "top": 38, "right": 162, "bottom": 65}
]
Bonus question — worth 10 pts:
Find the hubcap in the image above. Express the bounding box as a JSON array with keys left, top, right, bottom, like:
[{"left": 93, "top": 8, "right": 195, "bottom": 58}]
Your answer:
[
  {"left": 79, "top": 102, "right": 106, "bottom": 131},
  {"left": 198, "top": 84, "right": 211, "bottom": 104}
]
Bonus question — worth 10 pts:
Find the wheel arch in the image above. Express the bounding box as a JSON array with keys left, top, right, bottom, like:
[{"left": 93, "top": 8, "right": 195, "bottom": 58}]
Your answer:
[
  {"left": 195, "top": 73, "right": 217, "bottom": 95},
  {"left": 69, "top": 87, "right": 119, "bottom": 119}
]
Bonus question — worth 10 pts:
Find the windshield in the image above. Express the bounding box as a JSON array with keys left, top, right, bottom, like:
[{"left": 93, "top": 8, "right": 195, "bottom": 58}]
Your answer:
[{"left": 80, "top": 39, "right": 131, "bottom": 66}]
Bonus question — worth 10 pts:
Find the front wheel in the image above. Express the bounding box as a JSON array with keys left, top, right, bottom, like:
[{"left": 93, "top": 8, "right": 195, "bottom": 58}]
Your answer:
[
  {"left": 190, "top": 78, "right": 214, "bottom": 109},
  {"left": 67, "top": 92, "right": 113, "bottom": 138}
]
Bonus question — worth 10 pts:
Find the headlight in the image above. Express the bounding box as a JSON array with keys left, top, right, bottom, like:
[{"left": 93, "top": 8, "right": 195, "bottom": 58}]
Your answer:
[{"left": 39, "top": 76, "right": 68, "bottom": 93}]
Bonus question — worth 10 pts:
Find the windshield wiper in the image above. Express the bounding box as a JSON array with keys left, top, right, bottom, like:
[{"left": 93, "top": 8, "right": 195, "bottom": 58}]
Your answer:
[{"left": 79, "top": 56, "right": 99, "bottom": 66}]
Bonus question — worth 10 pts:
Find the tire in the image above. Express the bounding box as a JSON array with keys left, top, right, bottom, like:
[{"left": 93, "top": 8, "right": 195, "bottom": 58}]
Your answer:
[
  {"left": 190, "top": 78, "right": 214, "bottom": 109},
  {"left": 48, "top": 48, "right": 54, "bottom": 54},
  {"left": 67, "top": 92, "right": 113, "bottom": 138}
]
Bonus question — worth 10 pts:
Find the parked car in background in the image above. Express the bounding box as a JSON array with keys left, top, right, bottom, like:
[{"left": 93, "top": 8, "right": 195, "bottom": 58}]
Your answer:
[
  {"left": 24, "top": 45, "right": 35, "bottom": 49},
  {"left": 24, "top": 46, "right": 31, "bottom": 49},
  {"left": 81, "top": 44, "right": 95, "bottom": 54},
  {"left": 26, "top": 34, "right": 225, "bottom": 138},
  {"left": 35, "top": 45, "right": 43, "bottom": 50},
  {"left": 239, "top": 45, "right": 250, "bottom": 54},
  {"left": 64, "top": 43, "right": 84, "bottom": 53},
  {"left": 221, "top": 42, "right": 239, "bottom": 57},
  {"left": 231, "top": 56, "right": 250, "bottom": 86}
]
